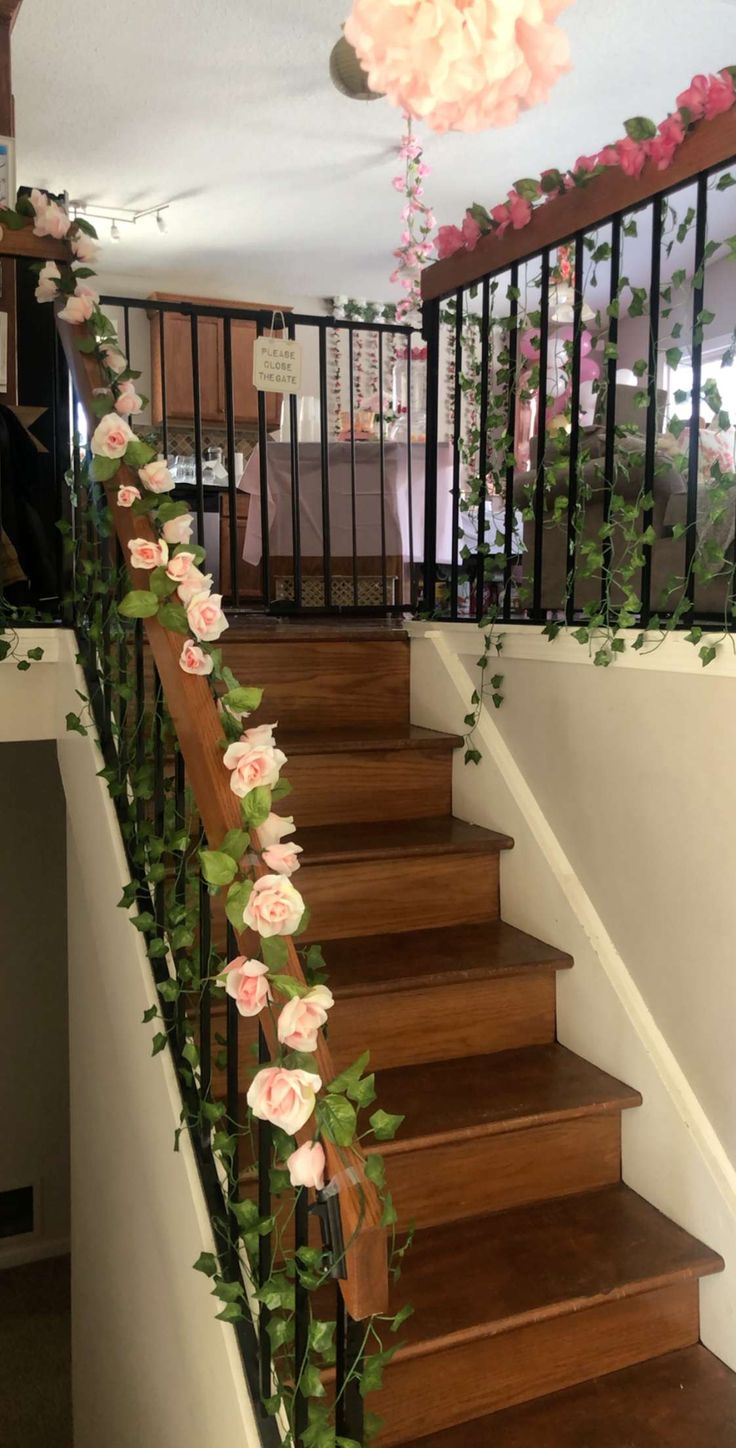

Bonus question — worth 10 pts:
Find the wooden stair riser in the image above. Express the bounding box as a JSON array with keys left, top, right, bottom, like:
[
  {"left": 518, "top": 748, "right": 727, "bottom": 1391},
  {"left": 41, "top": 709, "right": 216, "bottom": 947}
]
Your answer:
[
  {"left": 219, "top": 639, "right": 410, "bottom": 731},
  {"left": 277, "top": 746, "right": 453, "bottom": 827},
  {"left": 297, "top": 852, "right": 501, "bottom": 940},
  {"left": 368, "top": 1282, "right": 700, "bottom": 1447}
]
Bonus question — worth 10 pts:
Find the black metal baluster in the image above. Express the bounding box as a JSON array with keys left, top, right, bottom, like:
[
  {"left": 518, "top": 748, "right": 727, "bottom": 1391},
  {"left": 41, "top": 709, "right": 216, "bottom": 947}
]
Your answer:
[
  {"left": 378, "top": 330, "right": 388, "bottom": 605},
  {"left": 115, "top": 537, "right": 129, "bottom": 778},
  {"left": 685, "top": 174, "right": 709, "bottom": 616},
  {"left": 422, "top": 298, "right": 441, "bottom": 613},
  {"left": 257, "top": 1022, "right": 273, "bottom": 1401},
  {"left": 532, "top": 252, "right": 550, "bottom": 621},
  {"left": 198, "top": 871, "right": 212, "bottom": 1145},
  {"left": 174, "top": 746, "right": 186, "bottom": 1043},
  {"left": 223, "top": 316, "right": 240, "bottom": 609},
  {"left": 287, "top": 316, "right": 302, "bottom": 610},
  {"left": 565, "top": 234, "right": 585, "bottom": 626},
  {"left": 318, "top": 325, "right": 333, "bottom": 609},
  {"left": 123, "top": 305, "right": 131, "bottom": 371},
  {"left": 335, "top": 1294, "right": 364, "bottom": 1443},
  {"left": 348, "top": 326, "right": 358, "bottom": 607},
  {"left": 406, "top": 332, "right": 415, "bottom": 610},
  {"left": 158, "top": 308, "right": 169, "bottom": 463},
  {"left": 190, "top": 314, "right": 205, "bottom": 547},
  {"left": 293, "top": 1186, "right": 310, "bottom": 1445},
  {"left": 602, "top": 219, "right": 621, "bottom": 618},
  {"left": 256, "top": 318, "right": 272, "bottom": 607},
  {"left": 226, "top": 921, "right": 240, "bottom": 1191},
  {"left": 134, "top": 617, "right": 145, "bottom": 827},
  {"left": 476, "top": 279, "right": 491, "bottom": 622},
  {"left": 641, "top": 198, "right": 664, "bottom": 626},
  {"left": 503, "top": 265, "right": 520, "bottom": 621},
  {"left": 450, "top": 293, "right": 464, "bottom": 620},
  {"left": 152, "top": 665, "right": 165, "bottom": 935}
]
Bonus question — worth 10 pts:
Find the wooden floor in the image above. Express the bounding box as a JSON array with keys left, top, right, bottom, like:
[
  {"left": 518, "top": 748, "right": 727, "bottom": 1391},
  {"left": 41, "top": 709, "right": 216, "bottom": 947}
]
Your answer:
[{"left": 211, "top": 619, "right": 736, "bottom": 1444}]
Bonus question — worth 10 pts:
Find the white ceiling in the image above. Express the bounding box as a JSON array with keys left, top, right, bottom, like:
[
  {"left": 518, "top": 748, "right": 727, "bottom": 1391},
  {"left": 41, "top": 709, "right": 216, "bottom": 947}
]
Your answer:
[{"left": 11, "top": 0, "right": 736, "bottom": 307}]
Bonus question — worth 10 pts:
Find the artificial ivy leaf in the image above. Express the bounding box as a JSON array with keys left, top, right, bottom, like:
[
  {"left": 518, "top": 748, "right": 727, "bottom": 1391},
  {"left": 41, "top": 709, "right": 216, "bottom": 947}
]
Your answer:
[
  {"left": 241, "top": 785, "right": 272, "bottom": 827},
  {"left": 225, "top": 877, "right": 253, "bottom": 931},
  {"left": 219, "top": 828, "right": 250, "bottom": 861},
  {"left": 699, "top": 644, "right": 717, "bottom": 667},
  {"left": 90, "top": 394, "right": 114, "bottom": 417},
  {"left": 149, "top": 566, "right": 178, "bottom": 599},
  {"left": 124, "top": 437, "right": 157, "bottom": 469},
  {"left": 309, "top": 1319, "right": 336, "bottom": 1357},
  {"left": 119, "top": 589, "right": 159, "bottom": 619},
  {"left": 271, "top": 777, "right": 292, "bottom": 801},
  {"left": 624, "top": 115, "right": 657, "bottom": 141},
  {"left": 151, "top": 1032, "right": 167, "bottom": 1056},
  {"left": 363, "top": 1153, "right": 385, "bottom": 1188},
  {"left": 369, "top": 1109, "right": 404, "bottom": 1141},
  {"left": 260, "top": 935, "right": 289, "bottom": 970},
  {"left": 215, "top": 1302, "right": 244, "bottom": 1322},
  {"left": 199, "top": 849, "right": 237, "bottom": 887},
  {"left": 317, "top": 1093, "right": 357, "bottom": 1147},
  {"left": 89, "top": 454, "right": 120, "bottom": 483},
  {"left": 390, "top": 1302, "right": 415, "bottom": 1333},
  {"left": 65, "top": 711, "right": 88, "bottom": 735},
  {"left": 157, "top": 600, "right": 189, "bottom": 634},
  {"left": 192, "top": 1251, "right": 218, "bottom": 1277},
  {"left": 221, "top": 685, "right": 263, "bottom": 714},
  {"left": 269, "top": 972, "right": 308, "bottom": 999},
  {"left": 142, "top": 1005, "right": 158, "bottom": 1023}
]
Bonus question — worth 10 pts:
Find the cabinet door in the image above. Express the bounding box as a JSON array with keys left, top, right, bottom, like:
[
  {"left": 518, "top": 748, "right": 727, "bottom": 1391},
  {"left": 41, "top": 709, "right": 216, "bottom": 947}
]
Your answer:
[
  {"left": 231, "top": 319, "right": 282, "bottom": 427},
  {"left": 154, "top": 312, "right": 223, "bottom": 422}
]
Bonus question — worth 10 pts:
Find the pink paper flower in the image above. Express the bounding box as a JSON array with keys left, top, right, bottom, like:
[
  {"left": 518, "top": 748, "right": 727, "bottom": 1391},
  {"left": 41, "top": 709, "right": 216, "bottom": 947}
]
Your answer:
[
  {"left": 116, "top": 484, "right": 141, "bottom": 508},
  {"left": 114, "top": 380, "right": 143, "bottom": 416},
  {"left": 258, "top": 813, "right": 296, "bottom": 849},
  {"left": 162, "top": 513, "right": 194, "bottom": 545},
  {"left": 179, "top": 639, "right": 213, "bottom": 675},
  {"left": 127, "top": 536, "right": 168, "bottom": 571},
  {"left": 165, "top": 550, "right": 198, "bottom": 583},
  {"left": 286, "top": 1140, "right": 326, "bottom": 1191},
  {"left": 138, "top": 458, "right": 175, "bottom": 493},
  {"left": 185, "top": 590, "right": 228, "bottom": 642},
  {"left": 35, "top": 261, "right": 61, "bottom": 303},
  {"left": 261, "top": 840, "right": 303, "bottom": 876},
  {"left": 222, "top": 735, "right": 287, "bottom": 798},
  {"left": 243, "top": 874, "right": 305, "bottom": 938},
  {"left": 277, "top": 985, "right": 334, "bottom": 1052},
  {"left": 221, "top": 956, "right": 272, "bottom": 1017},
  {"left": 91, "top": 413, "right": 134, "bottom": 459},
  {"left": 247, "top": 1066, "right": 321, "bottom": 1135}
]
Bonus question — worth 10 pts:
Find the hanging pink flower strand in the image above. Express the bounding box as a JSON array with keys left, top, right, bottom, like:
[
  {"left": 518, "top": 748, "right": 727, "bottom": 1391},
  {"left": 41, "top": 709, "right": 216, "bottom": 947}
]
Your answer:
[
  {"left": 345, "top": 0, "right": 573, "bottom": 135},
  {"left": 390, "top": 118, "right": 435, "bottom": 322}
]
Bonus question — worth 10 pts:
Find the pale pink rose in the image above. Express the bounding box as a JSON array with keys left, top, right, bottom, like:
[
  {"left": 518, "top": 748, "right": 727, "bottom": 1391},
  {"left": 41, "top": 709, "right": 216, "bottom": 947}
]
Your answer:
[
  {"left": 162, "top": 512, "right": 194, "bottom": 545},
  {"left": 30, "top": 189, "right": 49, "bottom": 218},
  {"left": 179, "top": 639, "right": 213, "bottom": 675},
  {"left": 258, "top": 813, "right": 296, "bottom": 848},
  {"left": 222, "top": 738, "right": 287, "bottom": 797},
  {"left": 246, "top": 1066, "right": 321, "bottom": 1135},
  {"left": 101, "top": 345, "right": 128, "bottom": 376},
  {"left": 186, "top": 589, "right": 229, "bottom": 642},
  {"left": 57, "top": 286, "right": 98, "bottom": 324},
  {"left": 177, "top": 568, "right": 212, "bottom": 605},
  {"left": 286, "top": 1140, "right": 326, "bottom": 1191},
  {"left": 127, "top": 536, "right": 168, "bottom": 571},
  {"left": 221, "top": 956, "right": 272, "bottom": 1017},
  {"left": 261, "top": 840, "right": 303, "bottom": 876},
  {"left": 33, "top": 199, "right": 71, "bottom": 240},
  {"left": 71, "top": 230, "right": 99, "bottom": 263},
  {"left": 138, "top": 459, "right": 175, "bottom": 493},
  {"left": 243, "top": 874, "right": 305, "bottom": 938},
  {"left": 240, "top": 722, "right": 277, "bottom": 748},
  {"left": 116, "top": 484, "right": 141, "bottom": 508},
  {"left": 277, "top": 985, "right": 334, "bottom": 1052},
  {"left": 91, "top": 413, "right": 134, "bottom": 458},
  {"left": 165, "top": 550, "right": 197, "bottom": 583},
  {"left": 114, "top": 380, "right": 143, "bottom": 416},
  {"left": 35, "top": 261, "right": 61, "bottom": 303}
]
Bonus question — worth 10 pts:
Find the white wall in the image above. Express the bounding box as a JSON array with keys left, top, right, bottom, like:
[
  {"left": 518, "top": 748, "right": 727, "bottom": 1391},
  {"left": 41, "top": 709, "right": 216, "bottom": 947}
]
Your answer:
[{"left": 409, "top": 622, "right": 736, "bottom": 1370}]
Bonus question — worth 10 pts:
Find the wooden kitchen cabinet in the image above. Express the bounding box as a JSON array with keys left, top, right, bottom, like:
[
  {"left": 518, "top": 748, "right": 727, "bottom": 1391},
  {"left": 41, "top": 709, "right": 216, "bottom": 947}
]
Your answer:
[{"left": 148, "top": 293, "right": 290, "bottom": 428}]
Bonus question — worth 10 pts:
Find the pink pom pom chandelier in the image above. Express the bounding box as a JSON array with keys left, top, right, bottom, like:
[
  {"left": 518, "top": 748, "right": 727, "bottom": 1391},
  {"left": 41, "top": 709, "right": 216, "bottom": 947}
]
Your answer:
[{"left": 344, "top": 0, "right": 573, "bottom": 134}]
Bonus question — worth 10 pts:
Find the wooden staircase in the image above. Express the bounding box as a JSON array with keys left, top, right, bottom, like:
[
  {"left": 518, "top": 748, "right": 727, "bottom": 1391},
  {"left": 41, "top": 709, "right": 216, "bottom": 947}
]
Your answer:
[{"left": 215, "top": 619, "right": 735, "bottom": 1445}]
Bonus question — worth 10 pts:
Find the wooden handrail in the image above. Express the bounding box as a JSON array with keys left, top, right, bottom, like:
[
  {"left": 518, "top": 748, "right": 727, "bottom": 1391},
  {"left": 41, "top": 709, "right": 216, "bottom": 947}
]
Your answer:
[
  {"left": 56, "top": 310, "right": 388, "bottom": 1320},
  {"left": 422, "top": 108, "right": 736, "bottom": 301}
]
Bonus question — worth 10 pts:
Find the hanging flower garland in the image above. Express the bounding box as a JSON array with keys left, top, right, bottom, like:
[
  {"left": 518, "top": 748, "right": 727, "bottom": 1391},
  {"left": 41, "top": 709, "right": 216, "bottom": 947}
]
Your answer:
[
  {"left": 345, "top": 0, "right": 573, "bottom": 134},
  {"left": 435, "top": 67, "right": 736, "bottom": 261},
  {"left": 390, "top": 118, "right": 435, "bottom": 322}
]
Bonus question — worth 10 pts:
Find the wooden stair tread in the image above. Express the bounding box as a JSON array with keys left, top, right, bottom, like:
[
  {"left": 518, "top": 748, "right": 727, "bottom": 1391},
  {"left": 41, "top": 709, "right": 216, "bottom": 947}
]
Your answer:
[
  {"left": 369, "top": 1045, "right": 641, "bottom": 1156},
  {"left": 324, "top": 920, "right": 572, "bottom": 998},
  {"left": 404, "top": 1345, "right": 736, "bottom": 1446},
  {"left": 222, "top": 616, "right": 408, "bottom": 642},
  {"left": 296, "top": 816, "right": 514, "bottom": 865},
  {"left": 277, "top": 723, "right": 462, "bottom": 755},
  {"left": 362, "top": 1185, "right": 723, "bottom": 1357}
]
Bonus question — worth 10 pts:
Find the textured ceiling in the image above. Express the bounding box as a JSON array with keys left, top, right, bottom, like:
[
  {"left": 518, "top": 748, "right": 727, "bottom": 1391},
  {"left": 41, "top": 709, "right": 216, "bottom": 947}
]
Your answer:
[{"left": 11, "top": 0, "right": 736, "bottom": 305}]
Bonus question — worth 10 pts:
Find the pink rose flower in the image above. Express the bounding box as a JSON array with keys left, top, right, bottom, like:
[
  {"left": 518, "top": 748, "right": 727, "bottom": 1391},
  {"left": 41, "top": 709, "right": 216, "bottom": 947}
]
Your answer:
[
  {"left": 127, "top": 536, "right": 168, "bottom": 571},
  {"left": 261, "top": 840, "right": 303, "bottom": 876},
  {"left": 246, "top": 1066, "right": 321, "bottom": 1136},
  {"left": 243, "top": 874, "right": 305, "bottom": 938},
  {"left": 116, "top": 484, "right": 141, "bottom": 508},
  {"left": 705, "top": 73, "right": 736, "bottom": 120},
  {"left": 35, "top": 261, "right": 61, "bottom": 303},
  {"left": 597, "top": 145, "right": 621, "bottom": 169},
  {"left": 71, "top": 231, "right": 99, "bottom": 263},
  {"left": 221, "top": 956, "right": 272, "bottom": 1017},
  {"left": 286, "top": 1140, "right": 326, "bottom": 1191},
  {"left": 138, "top": 459, "right": 175, "bottom": 493},
  {"left": 33, "top": 199, "right": 71, "bottom": 240},
  {"left": 615, "top": 138, "right": 647, "bottom": 178},
  {"left": 186, "top": 589, "right": 229, "bottom": 642},
  {"left": 222, "top": 736, "right": 287, "bottom": 798},
  {"left": 277, "top": 985, "right": 334, "bottom": 1052},
  {"left": 258, "top": 813, "right": 296, "bottom": 848},
  {"left": 165, "top": 550, "right": 198, "bottom": 583},
  {"left": 179, "top": 639, "right": 214, "bottom": 675},
  {"left": 573, "top": 153, "right": 599, "bottom": 174},
  {"left": 114, "top": 380, "right": 143, "bottom": 416},
  {"left": 677, "top": 74, "right": 709, "bottom": 119},
  {"left": 240, "top": 722, "right": 277, "bottom": 748},
  {"left": 435, "top": 224, "right": 464, "bottom": 259},
  {"left": 460, "top": 212, "right": 482, "bottom": 250},
  {"left": 101, "top": 345, "right": 127, "bottom": 376},
  {"left": 57, "top": 284, "right": 99, "bottom": 325},
  {"left": 91, "top": 413, "right": 134, "bottom": 459},
  {"left": 162, "top": 513, "right": 194, "bottom": 545},
  {"left": 177, "top": 568, "right": 212, "bottom": 605}
]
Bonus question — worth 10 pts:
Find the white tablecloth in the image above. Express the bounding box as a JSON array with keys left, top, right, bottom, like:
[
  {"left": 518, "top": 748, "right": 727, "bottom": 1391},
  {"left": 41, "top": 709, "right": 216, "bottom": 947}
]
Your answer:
[{"left": 239, "top": 441, "right": 459, "bottom": 565}]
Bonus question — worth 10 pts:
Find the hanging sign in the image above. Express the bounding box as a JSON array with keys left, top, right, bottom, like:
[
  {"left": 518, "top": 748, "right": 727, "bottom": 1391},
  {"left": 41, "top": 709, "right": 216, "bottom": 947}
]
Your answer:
[{"left": 252, "top": 311, "right": 302, "bottom": 395}]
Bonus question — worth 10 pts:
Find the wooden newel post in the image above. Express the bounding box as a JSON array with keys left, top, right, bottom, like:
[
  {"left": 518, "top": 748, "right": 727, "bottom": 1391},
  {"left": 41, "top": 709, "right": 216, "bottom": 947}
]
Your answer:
[{"left": 0, "top": 0, "right": 23, "bottom": 404}]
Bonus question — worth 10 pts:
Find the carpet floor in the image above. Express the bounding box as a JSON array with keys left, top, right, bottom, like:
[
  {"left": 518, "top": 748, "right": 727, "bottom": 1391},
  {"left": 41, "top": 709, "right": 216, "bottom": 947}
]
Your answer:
[{"left": 0, "top": 1254, "right": 72, "bottom": 1447}]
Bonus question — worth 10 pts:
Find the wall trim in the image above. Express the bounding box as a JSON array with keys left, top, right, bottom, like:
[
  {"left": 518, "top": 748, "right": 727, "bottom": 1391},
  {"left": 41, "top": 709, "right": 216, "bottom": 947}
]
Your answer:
[
  {"left": 0, "top": 1235, "right": 70, "bottom": 1270},
  {"left": 407, "top": 620, "right": 736, "bottom": 677}
]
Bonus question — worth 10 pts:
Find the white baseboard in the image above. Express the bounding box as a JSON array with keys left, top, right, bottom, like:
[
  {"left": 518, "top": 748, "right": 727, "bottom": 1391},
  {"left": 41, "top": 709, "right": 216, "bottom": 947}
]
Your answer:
[{"left": 0, "top": 1235, "right": 70, "bottom": 1270}]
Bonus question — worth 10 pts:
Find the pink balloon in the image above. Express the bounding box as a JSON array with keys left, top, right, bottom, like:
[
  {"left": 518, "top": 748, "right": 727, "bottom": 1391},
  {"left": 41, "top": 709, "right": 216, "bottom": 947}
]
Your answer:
[
  {"left": 580, "top": 355, "right": 601, "bottom": 382},
  {"left": 555, "top": 323, "right": 592, "bottom": 357}
]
